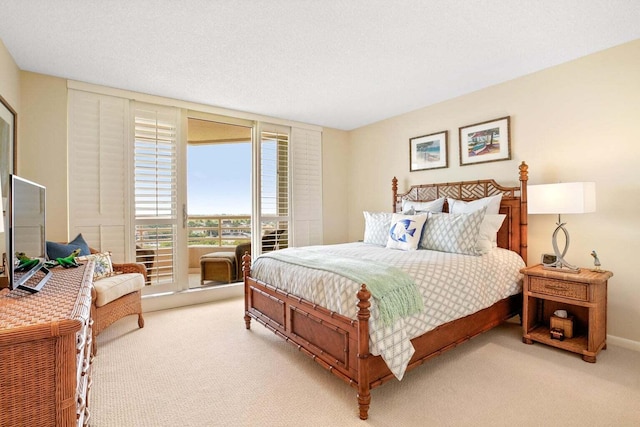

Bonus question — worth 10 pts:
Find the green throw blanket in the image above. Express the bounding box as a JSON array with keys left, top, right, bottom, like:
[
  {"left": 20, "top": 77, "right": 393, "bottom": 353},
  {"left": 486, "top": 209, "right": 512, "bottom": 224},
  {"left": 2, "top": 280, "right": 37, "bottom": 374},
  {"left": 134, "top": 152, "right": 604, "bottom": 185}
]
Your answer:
[{"left": 259, "top": 249, "right": 424, "bottom": 327}]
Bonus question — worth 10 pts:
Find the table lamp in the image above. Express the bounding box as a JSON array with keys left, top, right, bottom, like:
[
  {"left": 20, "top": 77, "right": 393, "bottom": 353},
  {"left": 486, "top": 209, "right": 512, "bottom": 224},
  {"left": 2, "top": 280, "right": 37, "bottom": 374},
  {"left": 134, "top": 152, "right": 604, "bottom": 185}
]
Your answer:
[{"left": 528, "top": 182, "right": 596, "bottom": 273}]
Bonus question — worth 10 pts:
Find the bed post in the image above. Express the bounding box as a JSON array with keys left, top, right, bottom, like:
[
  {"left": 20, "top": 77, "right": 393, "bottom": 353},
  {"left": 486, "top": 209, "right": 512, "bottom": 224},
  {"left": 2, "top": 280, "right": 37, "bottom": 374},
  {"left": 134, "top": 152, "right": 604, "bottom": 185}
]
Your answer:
[
  {"left": 519, "top": 162, "right": 529, "bottom": 264},
  {"left": 356, "top": 284, "right": 372, "bottom": 420},
  {"left": 392, "top": 177, "right": 398, "bottom": 213},
  {"left": 243, "top": 252, "right": 252, "bottom": 330}
]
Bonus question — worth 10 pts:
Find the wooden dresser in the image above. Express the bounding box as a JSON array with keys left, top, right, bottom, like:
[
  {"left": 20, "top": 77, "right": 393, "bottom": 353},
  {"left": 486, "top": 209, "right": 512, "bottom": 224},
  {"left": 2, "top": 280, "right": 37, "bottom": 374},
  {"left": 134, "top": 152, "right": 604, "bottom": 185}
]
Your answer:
[{"left": 0, "top": 262, "right": 94, "bottom": 427}]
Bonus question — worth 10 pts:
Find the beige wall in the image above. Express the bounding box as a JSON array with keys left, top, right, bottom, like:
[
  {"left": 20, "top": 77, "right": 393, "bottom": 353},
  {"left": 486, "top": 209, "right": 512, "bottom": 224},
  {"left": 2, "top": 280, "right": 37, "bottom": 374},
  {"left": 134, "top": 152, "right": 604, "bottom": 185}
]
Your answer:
[
  {"left": 348, "top": 39, "right": 640, "bottom": 344},
  {"left": 19, "top": 72, "right": 68, "bottom": 241},
  {"left": 0, "top": 39, "right": 20, "bottom": 116},
  {"left": 321, "top": 127, "right": 349, "bottom": 244}
]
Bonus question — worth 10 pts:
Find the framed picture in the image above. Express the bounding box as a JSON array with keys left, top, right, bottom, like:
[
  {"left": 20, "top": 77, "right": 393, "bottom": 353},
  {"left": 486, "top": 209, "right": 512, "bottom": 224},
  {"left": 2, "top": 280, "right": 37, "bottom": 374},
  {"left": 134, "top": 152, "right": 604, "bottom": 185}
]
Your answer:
[
  {"left": 1, "top": 94, "right": 16, "bottom": 276},
  {"left": 1, "top": 94, "right": 16, "bottom": 209},
  {"left": 459, "top": 116, "right": 510, "bottom": 166},
  {"left": 409, "top": 130, "right": 448, "bottom": 172}
]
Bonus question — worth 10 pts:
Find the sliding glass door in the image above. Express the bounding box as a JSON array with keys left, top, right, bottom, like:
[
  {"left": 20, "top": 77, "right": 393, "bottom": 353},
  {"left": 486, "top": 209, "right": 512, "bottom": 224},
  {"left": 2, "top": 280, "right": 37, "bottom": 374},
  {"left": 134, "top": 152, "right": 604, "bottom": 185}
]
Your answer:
[{"left": 185, "top": 116, "right": 252, "bottom": 287}]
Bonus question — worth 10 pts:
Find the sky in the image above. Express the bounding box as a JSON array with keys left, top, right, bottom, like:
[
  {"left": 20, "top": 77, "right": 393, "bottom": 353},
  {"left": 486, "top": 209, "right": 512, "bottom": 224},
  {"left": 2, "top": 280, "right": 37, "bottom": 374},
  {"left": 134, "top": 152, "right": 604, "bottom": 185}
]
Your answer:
[{"left": 187, "top": 143, "right": 251, "bottom": 215}]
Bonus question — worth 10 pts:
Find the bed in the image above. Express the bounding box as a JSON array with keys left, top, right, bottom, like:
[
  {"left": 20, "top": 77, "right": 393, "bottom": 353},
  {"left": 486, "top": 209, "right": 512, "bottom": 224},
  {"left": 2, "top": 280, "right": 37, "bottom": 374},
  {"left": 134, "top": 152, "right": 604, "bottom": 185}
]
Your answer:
[{"left": 242, "top": 161, "right": 529, "bottom": 420}]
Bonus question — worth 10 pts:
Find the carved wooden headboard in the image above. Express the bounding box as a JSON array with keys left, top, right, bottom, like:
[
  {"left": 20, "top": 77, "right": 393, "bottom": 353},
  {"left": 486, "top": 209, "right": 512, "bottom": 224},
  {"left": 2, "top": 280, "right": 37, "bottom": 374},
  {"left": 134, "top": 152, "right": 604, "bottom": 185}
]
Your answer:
[{"left": 392, "top": 162, "right": 528, "bottom": 261}]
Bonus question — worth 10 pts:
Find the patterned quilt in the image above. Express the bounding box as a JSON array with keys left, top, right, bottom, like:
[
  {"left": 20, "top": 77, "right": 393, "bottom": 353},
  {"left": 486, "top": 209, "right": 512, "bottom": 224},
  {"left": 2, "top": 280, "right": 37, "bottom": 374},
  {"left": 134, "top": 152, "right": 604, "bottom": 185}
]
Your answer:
[{"left": 251, "top": 242, "right": 525, "bottom": 379}]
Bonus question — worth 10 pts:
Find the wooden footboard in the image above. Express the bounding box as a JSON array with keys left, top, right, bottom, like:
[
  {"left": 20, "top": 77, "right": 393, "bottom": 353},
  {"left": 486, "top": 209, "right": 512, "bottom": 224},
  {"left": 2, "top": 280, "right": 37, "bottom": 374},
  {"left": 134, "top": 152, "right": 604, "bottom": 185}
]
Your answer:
[{"left": 243, "top": 253, "right": 373, "bottom": 419}]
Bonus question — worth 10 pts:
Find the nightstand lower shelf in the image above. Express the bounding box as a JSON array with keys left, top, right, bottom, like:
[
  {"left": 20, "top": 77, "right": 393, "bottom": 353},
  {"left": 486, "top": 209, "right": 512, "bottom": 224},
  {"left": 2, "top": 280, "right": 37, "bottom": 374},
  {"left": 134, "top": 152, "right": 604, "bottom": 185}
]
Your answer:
[{"left": 524, "top": 326, "right": 590, "bottom": 356}]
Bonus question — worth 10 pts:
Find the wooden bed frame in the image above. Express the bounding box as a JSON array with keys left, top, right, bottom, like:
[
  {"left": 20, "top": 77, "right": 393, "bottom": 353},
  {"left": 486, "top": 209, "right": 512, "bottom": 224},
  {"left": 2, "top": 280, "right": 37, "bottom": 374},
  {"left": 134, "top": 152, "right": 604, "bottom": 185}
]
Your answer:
[{"left": 243, "top": 161, "right": 529, "bottom": 420}]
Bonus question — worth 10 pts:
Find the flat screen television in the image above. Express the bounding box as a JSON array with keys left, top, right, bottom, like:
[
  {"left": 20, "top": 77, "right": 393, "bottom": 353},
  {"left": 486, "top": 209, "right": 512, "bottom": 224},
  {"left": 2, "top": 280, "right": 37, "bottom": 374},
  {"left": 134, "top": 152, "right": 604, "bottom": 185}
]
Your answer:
[{"left": 8, "top": 174, "right": 51, "bottom": 292}]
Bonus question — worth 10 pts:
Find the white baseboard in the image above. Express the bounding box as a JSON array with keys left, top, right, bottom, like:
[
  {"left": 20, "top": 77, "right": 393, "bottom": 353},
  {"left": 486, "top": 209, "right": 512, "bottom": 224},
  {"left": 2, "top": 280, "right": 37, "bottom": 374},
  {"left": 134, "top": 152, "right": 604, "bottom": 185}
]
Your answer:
[
  {"left": 607, "top": 334, "right": 640, "bottom": 352},
  {"left": 141, "top": 282, "right": 243, "bottom": 313}
]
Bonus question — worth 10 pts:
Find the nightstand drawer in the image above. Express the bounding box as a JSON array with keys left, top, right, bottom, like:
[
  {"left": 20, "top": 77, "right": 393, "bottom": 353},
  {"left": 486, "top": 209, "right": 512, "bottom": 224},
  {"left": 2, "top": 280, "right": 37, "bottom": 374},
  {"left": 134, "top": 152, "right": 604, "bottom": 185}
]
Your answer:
[{"left": 529, "top": 277, "right": 588, "bottom": 301}]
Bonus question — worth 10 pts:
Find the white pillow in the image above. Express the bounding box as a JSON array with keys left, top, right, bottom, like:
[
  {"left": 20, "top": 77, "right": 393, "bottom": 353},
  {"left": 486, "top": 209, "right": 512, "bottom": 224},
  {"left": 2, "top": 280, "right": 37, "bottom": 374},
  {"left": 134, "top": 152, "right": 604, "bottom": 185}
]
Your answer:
[
  {"left": 476, "top": 214, "right": 506, "bottom": 254},
  {"left": 363, "top": 211, "right": 392, "bottom": 246},
  {"left": 420, "top": 208, "right": 487, "bottom": 255},
  {"left": 386, "top": 213, "right": 429, "bottom": 251},
  {"left": 401, "top": 197, "right": 445, "bottom": 213},
  {"left": 448, "top": 194, "right": 502, "bottom": 215}
]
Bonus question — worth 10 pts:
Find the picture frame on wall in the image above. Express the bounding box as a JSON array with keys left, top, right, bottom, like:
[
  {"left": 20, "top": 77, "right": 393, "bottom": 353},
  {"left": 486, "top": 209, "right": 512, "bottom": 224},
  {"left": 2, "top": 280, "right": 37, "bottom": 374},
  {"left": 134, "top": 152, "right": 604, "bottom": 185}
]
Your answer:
[
  {"left": 409, "top": 130, "right": 448, "bottom": 172},
  {"left": 459, "top": 116, "right": 510, "bottom": 166},
  {"left": 1, "top": 94, "right": 16, "bottom": 212},
  {"left": 1, "top": 94, "right": 16, "bottom": 279}
]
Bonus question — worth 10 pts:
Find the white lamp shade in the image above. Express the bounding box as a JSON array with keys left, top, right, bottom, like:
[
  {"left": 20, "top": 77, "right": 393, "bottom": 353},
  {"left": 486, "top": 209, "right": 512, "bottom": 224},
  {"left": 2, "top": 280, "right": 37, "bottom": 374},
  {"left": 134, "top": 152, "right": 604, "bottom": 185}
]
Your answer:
[{"left": 528, "top": 182, "right": 596, "bottom": 214}]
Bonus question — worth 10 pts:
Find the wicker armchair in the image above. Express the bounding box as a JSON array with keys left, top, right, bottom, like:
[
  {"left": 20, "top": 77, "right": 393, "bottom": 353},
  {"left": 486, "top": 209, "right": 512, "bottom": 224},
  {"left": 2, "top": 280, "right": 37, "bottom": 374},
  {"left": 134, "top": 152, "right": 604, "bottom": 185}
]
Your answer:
[{"left": 89, "top": 248, "right": 145, "bottom": 354}]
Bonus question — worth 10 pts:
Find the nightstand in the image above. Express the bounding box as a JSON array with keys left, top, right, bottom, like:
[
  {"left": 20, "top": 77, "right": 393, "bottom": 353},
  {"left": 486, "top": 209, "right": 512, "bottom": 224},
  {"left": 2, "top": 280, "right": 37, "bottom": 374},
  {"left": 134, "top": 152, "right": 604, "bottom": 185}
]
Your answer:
[{"left": 521, "top": 264, "right": 613, "bottom": 362}]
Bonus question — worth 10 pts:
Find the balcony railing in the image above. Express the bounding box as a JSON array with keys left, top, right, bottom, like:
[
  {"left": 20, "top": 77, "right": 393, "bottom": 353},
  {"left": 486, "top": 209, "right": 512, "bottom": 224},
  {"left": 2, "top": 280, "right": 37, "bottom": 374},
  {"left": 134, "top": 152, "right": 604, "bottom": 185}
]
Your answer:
[
  {"left": 188, "top": 214, "right": 252, "bottom": 247},
  {"left": 135, "top": 215, "right": 288, "bottom": 287}
]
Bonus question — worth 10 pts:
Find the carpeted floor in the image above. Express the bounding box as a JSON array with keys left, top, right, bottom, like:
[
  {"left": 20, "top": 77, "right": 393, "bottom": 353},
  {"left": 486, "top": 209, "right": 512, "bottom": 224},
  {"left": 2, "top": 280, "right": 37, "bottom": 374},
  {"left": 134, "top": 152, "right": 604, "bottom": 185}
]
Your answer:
[{"left": 90, "top": 297, "right": 640, "bottom": 426}]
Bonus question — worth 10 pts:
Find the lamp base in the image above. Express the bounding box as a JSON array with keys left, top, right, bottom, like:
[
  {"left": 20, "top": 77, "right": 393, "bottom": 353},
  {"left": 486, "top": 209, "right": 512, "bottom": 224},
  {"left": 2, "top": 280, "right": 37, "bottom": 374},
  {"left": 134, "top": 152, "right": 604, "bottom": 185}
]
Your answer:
[{"left": 545, "top": 218, "right": 580, "bottom": 273}]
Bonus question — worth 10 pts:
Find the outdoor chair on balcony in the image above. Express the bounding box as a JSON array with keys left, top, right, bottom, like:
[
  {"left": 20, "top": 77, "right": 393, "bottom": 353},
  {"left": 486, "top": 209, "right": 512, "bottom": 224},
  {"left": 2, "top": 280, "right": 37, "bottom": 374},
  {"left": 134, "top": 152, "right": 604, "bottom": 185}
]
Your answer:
[
  {"left": 199, "top": 230, "right": 286, "bottom": 285},
  {"left": 136, "top": 245, "right": 155, "bottom": 285}
]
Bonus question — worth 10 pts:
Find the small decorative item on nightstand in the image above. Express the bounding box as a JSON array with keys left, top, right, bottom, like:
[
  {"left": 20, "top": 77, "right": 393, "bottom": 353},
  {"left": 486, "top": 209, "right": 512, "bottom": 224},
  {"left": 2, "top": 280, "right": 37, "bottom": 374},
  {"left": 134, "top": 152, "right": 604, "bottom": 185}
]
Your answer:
[
  {"left": 591, "top": 250, "right": 603, "bottom": 272},
  {"left": 550, "top": 314, "right": 574, "bottom": 338},
  {"left": 550, "top": 328, "right": 565, "bottom": 341}
]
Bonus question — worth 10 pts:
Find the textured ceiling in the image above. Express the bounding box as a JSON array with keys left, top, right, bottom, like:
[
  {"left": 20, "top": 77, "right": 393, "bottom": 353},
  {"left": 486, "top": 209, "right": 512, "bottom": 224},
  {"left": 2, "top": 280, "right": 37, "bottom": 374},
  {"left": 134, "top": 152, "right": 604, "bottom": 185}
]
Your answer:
[{"left": 1, "top": 1, "right": 639, "bottom": 130}]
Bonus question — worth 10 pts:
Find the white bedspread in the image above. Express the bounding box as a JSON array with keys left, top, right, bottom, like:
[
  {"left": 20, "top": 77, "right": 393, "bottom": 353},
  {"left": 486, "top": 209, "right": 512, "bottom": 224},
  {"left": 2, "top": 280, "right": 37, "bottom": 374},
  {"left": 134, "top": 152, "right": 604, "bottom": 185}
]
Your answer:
[{"left": 251, "top": 242, "right": 525, "bottom": 379}]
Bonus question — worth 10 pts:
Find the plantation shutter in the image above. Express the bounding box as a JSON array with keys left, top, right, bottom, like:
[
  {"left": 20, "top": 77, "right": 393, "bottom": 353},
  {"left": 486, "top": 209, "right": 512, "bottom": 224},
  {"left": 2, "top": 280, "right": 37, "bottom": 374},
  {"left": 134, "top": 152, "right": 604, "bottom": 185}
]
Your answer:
[
  {"left": 133, "top": 102, "right": 179, "bottom": 286},
  {"left": 291, "top": 128, "right": 323, "bottom": 247},
  {"left": 68, "top": 89, "right": 129, "bottom": 260},
  {"left": 258, "top": 125, "right": 290, "bottom": 254}
]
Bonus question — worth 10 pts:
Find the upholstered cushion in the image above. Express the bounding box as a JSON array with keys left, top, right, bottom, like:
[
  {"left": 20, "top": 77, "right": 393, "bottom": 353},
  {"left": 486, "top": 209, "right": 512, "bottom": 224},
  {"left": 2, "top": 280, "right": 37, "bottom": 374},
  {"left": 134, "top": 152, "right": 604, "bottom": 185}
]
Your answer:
[
  {"left": 200, "top": 252, "right": 236, "bottom": 262},
  {"left": 448, "top": 194, "right": 502, "bottom": 215},
  {"left": 420, "top": 207, "right": 487, "bottom": 255},
  {"left": 363, "top": 211, "right": 392, "bottom": 246},
  {"left": 401, "top": 197, "right": 445, "bottom": 213},
  {"left": 94, "top": 273, "right": 145, "bottom": 307},
  {"left": 386, "top": 213, "right": 428, "bottom": 251},
  {"left": 77, "top": 251, "right": 114, "bottom": 280},
  {"left": 46, "top": 233, "right": 91, "bottom": 260}
]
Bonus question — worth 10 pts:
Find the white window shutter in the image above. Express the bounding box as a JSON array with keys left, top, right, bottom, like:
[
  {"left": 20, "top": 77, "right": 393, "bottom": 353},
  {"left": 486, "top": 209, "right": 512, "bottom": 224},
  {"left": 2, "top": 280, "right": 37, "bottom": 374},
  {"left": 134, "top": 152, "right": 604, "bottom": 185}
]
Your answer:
[
  {"left": 258, "top": 125, "right": 290, "bottom": 253},
  {"left": 133, "top": 102, "right": 179, "bottom": 286},
  {"left": 291, "top": 128, "right": 323, "bottom": 247},
  {"left": 68, "top": 89, "right": 129, "bottom": 260}
]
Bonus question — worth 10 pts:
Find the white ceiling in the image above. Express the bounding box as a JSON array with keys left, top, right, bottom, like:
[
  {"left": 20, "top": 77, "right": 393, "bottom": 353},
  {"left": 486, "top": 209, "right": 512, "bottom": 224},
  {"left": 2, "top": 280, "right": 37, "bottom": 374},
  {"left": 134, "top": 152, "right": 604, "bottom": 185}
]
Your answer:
[{"left": 1, "top": 1, "right": 639, "bottom": 130}]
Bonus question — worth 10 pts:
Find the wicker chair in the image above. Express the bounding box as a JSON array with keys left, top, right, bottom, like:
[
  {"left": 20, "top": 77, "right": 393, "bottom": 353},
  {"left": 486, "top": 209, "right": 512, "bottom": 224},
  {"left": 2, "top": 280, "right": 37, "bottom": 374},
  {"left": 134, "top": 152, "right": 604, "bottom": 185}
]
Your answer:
[{"left": 89, "top": 248, "right": 146, "bottom": 354}]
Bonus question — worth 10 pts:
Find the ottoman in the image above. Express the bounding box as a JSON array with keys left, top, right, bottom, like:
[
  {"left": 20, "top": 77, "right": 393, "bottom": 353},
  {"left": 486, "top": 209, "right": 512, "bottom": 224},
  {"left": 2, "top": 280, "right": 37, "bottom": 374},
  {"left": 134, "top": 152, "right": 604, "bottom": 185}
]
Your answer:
[{"left": 200, "top": 251, "right": 236, "bottom": 285}]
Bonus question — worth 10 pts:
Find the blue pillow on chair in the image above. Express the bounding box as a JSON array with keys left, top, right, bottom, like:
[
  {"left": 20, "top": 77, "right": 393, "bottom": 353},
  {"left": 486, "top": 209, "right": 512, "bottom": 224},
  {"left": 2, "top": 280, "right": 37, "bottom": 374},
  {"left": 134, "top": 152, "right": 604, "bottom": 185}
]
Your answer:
[{"left": 46, "top": 233, "right": 91, "bottom": 260}]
